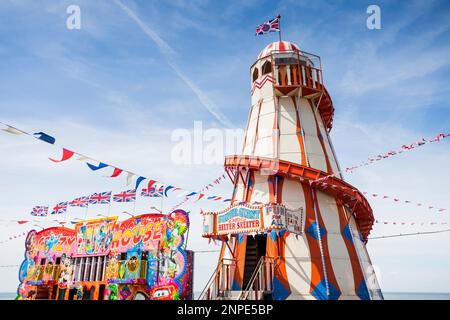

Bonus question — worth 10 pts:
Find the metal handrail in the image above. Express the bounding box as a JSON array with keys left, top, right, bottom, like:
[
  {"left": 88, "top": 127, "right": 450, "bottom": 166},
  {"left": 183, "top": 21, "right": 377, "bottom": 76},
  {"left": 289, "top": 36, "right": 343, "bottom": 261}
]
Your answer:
[
  {"left": 239, "top": 256, "right": 278, "bottom": 300},
  {"left": 198, "top": 258, "right": 236, "bottom": 300}
]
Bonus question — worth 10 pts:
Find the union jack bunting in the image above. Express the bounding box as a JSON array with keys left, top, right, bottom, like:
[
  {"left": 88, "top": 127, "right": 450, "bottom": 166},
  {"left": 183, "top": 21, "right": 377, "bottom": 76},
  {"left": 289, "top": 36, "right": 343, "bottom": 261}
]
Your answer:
[
  {"left": 31, "top": 206, "right": 48, "bottom": 217},
  {"left": 89, "top": 191, "right": 111, "bottom": 205},
  {"left": 255, "top": 15, "right": 281, "bottom": 35},
  {"left": 141, "top": 185, "right": 164, "bottom": 197},
  {"left": 51, "top": 202, "right": 68, "bottom": 215},
  {"left": 113, "top": 189, "right": 136, "bottom": 202},
  {"left": 70, "top": 196, "right": 89, "bottom": 208}
]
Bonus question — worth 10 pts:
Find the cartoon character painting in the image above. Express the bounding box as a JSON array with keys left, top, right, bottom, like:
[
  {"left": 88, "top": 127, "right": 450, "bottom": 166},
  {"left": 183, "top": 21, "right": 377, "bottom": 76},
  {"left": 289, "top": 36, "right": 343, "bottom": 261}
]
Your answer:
[{"left": 16, "top": 211, "right": 193, "bottom": 300}]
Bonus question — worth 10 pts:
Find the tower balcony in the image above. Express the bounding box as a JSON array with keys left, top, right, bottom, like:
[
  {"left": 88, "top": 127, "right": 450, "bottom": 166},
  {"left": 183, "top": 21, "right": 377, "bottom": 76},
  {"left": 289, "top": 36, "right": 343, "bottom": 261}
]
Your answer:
[{"left": 272, "top": 51, "right": 324, "bottom": 98}]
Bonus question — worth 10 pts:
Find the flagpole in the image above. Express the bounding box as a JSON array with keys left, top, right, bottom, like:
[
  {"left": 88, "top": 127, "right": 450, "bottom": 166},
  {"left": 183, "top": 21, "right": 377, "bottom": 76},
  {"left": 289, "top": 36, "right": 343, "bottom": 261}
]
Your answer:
[{"left": 278, "top": 14, "right": 282, "bottom": 42}]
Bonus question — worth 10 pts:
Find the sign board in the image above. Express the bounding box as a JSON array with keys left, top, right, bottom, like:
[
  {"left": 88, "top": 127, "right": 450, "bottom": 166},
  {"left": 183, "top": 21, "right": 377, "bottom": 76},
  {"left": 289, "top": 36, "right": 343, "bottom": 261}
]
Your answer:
[{"left": 217, "top": 205, "right": 261, "bottom": 235}]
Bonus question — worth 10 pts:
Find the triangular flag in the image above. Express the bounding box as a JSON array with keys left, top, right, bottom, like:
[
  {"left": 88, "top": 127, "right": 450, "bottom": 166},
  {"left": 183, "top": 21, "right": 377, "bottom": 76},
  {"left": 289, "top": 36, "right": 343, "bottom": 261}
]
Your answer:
[
  {"left": 135, "top": 176, "right": 146, "bottom": 190},
  {"left": 49, "top": 148, "right": 75, "bottom": 163},
  {"left": 111, "top": 168, "right": 123, "bottom": 178},
  {"left": 2, "top": 126, "right": 24, "bottom": 135},
  {"left": 33, "top": 132, "right": 55, "bottom": 144},
  {"left": 126, "top": 172, "right": 135, "bottom": 186},
  {"left": 87, "top": 162, "right": 108, "bottom": 171},
  {"left": 164, "top": 186, "right": 175, "bottom": 197}
]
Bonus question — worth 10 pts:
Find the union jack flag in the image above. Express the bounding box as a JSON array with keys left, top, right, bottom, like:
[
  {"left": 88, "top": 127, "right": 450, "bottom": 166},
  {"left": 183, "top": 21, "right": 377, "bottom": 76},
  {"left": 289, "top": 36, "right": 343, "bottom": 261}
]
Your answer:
[
  {"left": 256, "top": 15, "right": 281, "bottom": 35},
  {"left": 31, "top": 206, "right": 48, "bottom": 217},
  {"left": 89, "top": 191, "right": 111, "bottom": 204},
  {"left": 70, "top": 196, "right": 89, "bottom": 208},
  {"left": 113, "top": 189, "right": 136, "bottom": 202},
  {"left": 51, "top": 202, "right": 68, "bottom": 215},
  {"left": 141, "top": 185, "right": 164, "bottom": 197}
]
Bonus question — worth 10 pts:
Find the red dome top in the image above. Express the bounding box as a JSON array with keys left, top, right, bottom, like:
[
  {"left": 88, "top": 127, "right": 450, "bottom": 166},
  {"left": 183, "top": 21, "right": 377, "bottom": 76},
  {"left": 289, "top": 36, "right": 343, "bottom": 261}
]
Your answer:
[{"left": 257, "top": 41, "right": 301, "bottom": 60}]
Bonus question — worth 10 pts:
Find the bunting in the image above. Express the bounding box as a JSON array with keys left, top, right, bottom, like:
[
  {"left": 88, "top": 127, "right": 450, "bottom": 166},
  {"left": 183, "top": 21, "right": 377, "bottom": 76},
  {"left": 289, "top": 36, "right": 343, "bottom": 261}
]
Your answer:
[
  {"left": 113, "top": 190, "right": 136, "bottom": 203},
  {"left": 30, "top": 206, "right": 48, "bottom": 217},
  {"left": 375, "top": 220, "right": 448, "bottom": 226},
  {"left": 50, "top": 202, "right": 68, "bottom": 215},
  {"left": 69, "top": 197, "right": 89, "bottom": 208},
  {"left": 88, "top": 191, "right": 111, "bottom": 205},
  {"left": 49, "top": 148, "right": 75, "bottom": 163},
  {"left": 345, "top": 132, "right": 450, "bottom": 173}
]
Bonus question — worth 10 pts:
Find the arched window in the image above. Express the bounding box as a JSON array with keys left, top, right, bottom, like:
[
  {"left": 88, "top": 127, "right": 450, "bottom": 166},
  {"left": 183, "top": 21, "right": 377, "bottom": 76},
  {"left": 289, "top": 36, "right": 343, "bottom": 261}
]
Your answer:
[
  {"left": 262, "top": 61, "right": 272, "bottom": 75},
  {"left": 252, "top": 67, "right": 259, "bottom": 82}
]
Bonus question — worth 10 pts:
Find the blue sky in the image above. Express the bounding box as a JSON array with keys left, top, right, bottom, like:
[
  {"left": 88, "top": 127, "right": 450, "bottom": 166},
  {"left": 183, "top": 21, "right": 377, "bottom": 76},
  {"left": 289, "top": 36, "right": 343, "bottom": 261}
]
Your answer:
[{"left": 1, "top": 0, "right": 450, "bottom": 294}]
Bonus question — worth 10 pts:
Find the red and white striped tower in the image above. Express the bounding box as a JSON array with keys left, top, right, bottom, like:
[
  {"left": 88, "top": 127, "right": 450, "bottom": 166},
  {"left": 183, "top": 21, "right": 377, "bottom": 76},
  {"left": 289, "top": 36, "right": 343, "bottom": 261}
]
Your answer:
[{"left": 201, "top": 41, "right": 382, "bottom": 300}]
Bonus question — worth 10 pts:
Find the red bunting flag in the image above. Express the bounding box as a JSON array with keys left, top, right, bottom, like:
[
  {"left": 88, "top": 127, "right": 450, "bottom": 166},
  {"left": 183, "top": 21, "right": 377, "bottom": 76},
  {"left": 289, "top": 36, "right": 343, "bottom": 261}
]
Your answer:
[
  {"left": 49, "top": 148, "right": 75, "bottom": 163},
  {"left": 111, "top": 168, "right": 123, "bottom": 178}
]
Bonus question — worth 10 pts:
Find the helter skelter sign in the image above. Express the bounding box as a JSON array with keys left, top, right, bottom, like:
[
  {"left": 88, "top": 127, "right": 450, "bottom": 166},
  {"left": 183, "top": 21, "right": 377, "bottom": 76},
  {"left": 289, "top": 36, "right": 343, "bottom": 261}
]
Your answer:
[
  {"left": 217, "top": 205, "right": 261, "bottom": 235},
  {"left": 202, "top": 203, "right": 305, "bottom": 237}
]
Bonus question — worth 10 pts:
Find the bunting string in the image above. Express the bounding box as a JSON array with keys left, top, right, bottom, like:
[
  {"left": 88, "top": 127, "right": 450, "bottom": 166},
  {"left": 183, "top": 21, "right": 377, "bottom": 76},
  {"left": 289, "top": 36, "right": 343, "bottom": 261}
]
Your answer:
[
  {"left": 375, "top": 220, "right": 448, "bottom": 226},
  {"left": 0, "top": 121, "right": 231, "bottom": 208},
  {"left": 0, "top": 231, "right": 28, "bottom": 245},
  {"left": 369, "top": 229, "right": 450, "bottom": 240},
  {"left": 345, "top": 132, "right": 450, "bottom": 173},
  {"left": 310, "top": 179, "right": 446, "bottom": 213},
  {"left": 2, "top": 121, "right": 447, "bottom": 216}
]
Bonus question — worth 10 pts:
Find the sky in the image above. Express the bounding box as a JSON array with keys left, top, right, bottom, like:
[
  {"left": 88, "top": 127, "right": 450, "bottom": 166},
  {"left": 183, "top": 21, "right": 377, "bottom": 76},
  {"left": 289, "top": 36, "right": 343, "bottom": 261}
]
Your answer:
[{"left": 1, "top": 0, "right": 450, "bottom": 295}]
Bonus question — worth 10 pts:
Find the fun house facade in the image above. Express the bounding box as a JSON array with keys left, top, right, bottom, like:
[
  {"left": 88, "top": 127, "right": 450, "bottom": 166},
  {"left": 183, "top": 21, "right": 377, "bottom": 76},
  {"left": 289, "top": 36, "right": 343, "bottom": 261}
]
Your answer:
[{"left": 16, "top": 210, "right": 193, "bottom": 300}]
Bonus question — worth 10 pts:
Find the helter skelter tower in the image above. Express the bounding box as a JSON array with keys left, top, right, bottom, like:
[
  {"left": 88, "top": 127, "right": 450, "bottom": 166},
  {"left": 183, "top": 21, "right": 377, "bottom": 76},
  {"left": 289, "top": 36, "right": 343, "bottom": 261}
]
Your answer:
[{"left": 200, "top": 41, "right": 383, "bottom": 300}]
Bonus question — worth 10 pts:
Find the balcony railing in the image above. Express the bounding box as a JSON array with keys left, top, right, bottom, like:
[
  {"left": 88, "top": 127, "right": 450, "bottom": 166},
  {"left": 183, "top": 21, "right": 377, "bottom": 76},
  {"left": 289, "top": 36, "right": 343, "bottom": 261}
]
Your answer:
[{"left": 274, "top": 63, "right": 323, "bottom": 92}]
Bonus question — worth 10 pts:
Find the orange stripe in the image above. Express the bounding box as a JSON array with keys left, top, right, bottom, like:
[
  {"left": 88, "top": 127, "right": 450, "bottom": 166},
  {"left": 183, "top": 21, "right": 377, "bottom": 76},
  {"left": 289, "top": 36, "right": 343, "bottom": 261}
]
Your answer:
[
  {"left": 312, "top": 189, "right": 341, "bottom": 295},
  {"left": 336, "top": 200, "right": 365, "bottom": 294},
  {"left": 268, "top": 175, "right": 276, "bottom": 203},
  {"left": 308, "top": 100, "right": 333, "bottom": 174},
  {"left": 233, "top": 235, "right": 247, "bottom": 289},
  {"left": 245, "top": 171, "right": 255, "bottom": 202},
  {"left": 276, "top": 175, "right": 284, "bottom": 203},
  {"left": 291, "top": 97, "right": 307, "bottom": 166},
  {"left": 301, "top": 183, "right": 325, "bottom": 291}
]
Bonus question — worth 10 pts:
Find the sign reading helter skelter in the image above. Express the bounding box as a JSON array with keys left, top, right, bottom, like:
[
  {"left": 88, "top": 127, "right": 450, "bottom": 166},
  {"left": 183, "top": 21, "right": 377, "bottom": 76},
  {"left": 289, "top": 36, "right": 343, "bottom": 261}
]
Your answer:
[
  {"left": 201, "top": 40, "right": 383, "bottom": 300},
  {"left": 202, "top": 203, "right": 305, "bottom": 237}
]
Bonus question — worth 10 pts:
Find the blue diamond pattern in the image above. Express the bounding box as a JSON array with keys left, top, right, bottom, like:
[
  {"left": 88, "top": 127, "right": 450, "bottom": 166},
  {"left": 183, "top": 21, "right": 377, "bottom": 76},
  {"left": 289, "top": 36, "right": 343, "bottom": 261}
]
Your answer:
[
  {"left": 306, "top": 221, "right": 326, "bottom": 241},
  {"left": 342, "top": 224, "right": 353, "bottom": 244},
  {"left": 311, "top": 278, "right": 341, "bottom": 300}
]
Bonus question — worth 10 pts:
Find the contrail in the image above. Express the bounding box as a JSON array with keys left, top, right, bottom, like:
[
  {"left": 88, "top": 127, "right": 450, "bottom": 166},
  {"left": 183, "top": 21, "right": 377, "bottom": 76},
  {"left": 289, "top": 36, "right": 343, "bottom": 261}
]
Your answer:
[{"left": 114, "top": 0, "right": 233, "bottom": 128}]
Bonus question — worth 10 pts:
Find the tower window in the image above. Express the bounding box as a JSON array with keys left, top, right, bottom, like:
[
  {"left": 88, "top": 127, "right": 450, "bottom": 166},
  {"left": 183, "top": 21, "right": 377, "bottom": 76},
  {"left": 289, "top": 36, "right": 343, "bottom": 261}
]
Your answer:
[
  {"left": 262, "top": 61, "right": 272, "bottom": 75},
  {"left": 252, "top": 68, "right": 259, "bottom": 82}
]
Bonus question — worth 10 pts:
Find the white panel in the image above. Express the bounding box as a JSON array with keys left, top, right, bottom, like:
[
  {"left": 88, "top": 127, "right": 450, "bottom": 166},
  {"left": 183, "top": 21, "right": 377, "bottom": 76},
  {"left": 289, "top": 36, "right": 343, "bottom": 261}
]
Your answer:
[
  {"left": 259, "top": 99, "right": 275, "bottom": 116},
  {"left": 281, "top": 179, "right": 304, "bottom": 209},
  {"left": 284, "top": 235, "right": 312, "bottom": 297},
  {"left": 347, "top": 210, "right": 382, "bottom": 299},
  {"left": 279, "top": 98, "right": 297, "bottom": 134},
  {"left": 234, "top": 180, "right": 246, "bottom": 203},
  {"left": 257, "top": 113, "right": 275, "bottom": 136},
  {"left": 250, "top": 174, "right": 270, "bottom": 203},
  {"left": 279, "top": 152, "right": 300, "bottom": 163},
  {"left": 280, "top": 179, "right": 312, "bottom": 297},
  {"left": 299, "top": 98, "right": 327, "bottom": 172},
  {"left": 316, "top": 191, "right": 356, "bottom": 297},
  {"left": 243, "top": 106, "right": 259, "bottom": 155},
  {"left": 314, "top": 107, "right": 341, "bottom": 176},
  {"left": 279, "top": 135, "right": 300, "bottom": 153},
  {"left": 254, "top": 136, "right": 273, "bottom": 158},
  {"left": 278, "top": 96, "right": 303, "bottom": 165}
]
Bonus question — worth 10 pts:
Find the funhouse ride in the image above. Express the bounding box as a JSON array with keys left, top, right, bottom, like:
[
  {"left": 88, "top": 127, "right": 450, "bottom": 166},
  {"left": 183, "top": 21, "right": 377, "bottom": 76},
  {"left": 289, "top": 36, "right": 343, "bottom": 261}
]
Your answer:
[{"left": 16, "top": 210, "right": 193, "bottom": 300}]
